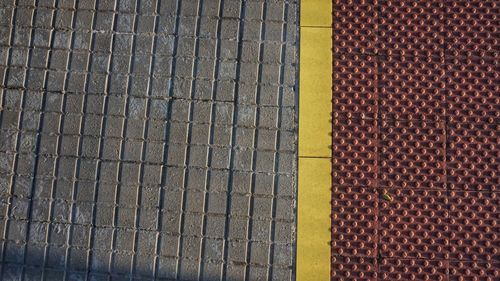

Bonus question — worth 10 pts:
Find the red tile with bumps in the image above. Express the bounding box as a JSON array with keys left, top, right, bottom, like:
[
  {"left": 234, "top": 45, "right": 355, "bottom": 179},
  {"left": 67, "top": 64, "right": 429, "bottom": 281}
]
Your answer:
[{"left": 332, "top": 0, "right": 499, "bottom": 279}]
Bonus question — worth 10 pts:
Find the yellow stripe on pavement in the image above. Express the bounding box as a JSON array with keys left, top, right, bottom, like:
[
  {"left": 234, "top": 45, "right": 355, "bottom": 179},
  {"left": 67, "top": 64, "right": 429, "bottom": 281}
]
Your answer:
[
  {"left": 297, "top": 1, "right": 332, "bottom": 281},
  {"left": 298, "top": 27, "right": 332, "bottom": 158}
]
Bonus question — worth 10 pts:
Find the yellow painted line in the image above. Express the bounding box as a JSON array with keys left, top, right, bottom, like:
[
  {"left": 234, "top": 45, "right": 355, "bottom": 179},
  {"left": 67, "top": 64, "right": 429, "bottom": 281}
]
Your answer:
[
  {"left": 297, "top": 158, "right": 331, "bottom": 281},
  {"left": 298, "top": 27, "right": 332, "bottom": 158},
  {"left": 297, "top": 1, "right": 332, "bottom": 281},
  {"left": 300, "top": 0, "right": 332, "bottom": 27}
]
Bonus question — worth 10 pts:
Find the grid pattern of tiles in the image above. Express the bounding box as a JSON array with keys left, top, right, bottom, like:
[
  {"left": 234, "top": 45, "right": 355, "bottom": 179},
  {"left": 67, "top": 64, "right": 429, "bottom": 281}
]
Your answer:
[
  {"left": 0, "top": 0, "right": 298, "bottom": 280},
  {"left": 332, "top": 0, "right": 499, "bottom": 280}
]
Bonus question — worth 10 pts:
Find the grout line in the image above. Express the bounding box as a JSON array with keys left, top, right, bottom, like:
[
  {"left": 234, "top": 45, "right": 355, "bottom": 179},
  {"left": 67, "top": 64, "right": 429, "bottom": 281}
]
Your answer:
[
  {"left": 0, "top": 17, "right": 293, "bottom": 28},
  {"left": 20, "top": 1, "right": 56, "bottom": 279},
  {"left": 141, "top": 0, "right": 162, "bottom": 277},
  {"left": 0, "top": 124, "right": 297, "bottom": 138},
  {"left": 197, "top": 0, "right": 224, "bottom": 279},
  {"left": 292, "top": 2, "right": 300, "bottom": 280},
  {"left": 175, "top": 0, "right": 204, "bottom": 278},
  {"left": 153, "top": 0, "right": 183, "bottom": 278},
  {"left": 0, "top": 162, "right": 298, "bottom": 179},
  {"left": 0, "top": 100, "right": 298, "bottom": 115},
  {"left": 129, "top": 0, "right": 146, "bottom": 277},
  {"left": 0, "top": 2, "right": 19, "bottom": 130},
  {"left": 0, "top": 44, "right": 298, "bottom": 57},
  {"left": 297, "top": 156, "right": 331, "bottom": 159},
  {"left": 85, "top": 1, "right": 117, "bottom": 280},
  {"left": 0, "top": 0, "right": 21, "bottom": 275},
  {"left": 110, "top": 0, "right": 140, "bottom": 275},
  {"left": 0, "top": 216, "right": 296, "bottom": 233},
  {"left": 77, "top": 0, "right": 110, "bottom": 279},
  {"left": 267, "top": 2, "right": 289, "bottom": 280},
  {"left": 244, "top": 1, "right": 266, "bottom": 280},
  {"left": 0, "top": 235, "right": 297, "bottom": 249},
  {"left": 0, "top": 118, "right": 298, "bottom": 132},
  {"left": 220, "top": 0, "right": 244, "bottom": 278},
  {"left": 56, "top": 1, "right": 80, "bottom": 279},
  {"left": 0, "top": 259, "right": 299, "bottom": 279},
  {"left": 299, "top": 25, "right": 332, "bottom": 29},
  {"left": 0, "top": 149, "right": 299, "bottom": 164},
  {"left": 0, "top": 0, "right": 34, "bottom": 279}
]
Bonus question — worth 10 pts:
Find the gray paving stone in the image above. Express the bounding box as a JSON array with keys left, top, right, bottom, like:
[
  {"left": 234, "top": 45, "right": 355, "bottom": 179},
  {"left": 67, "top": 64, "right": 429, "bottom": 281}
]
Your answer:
[{"left": 0, "top": 0, "right": 298, "bottom": 280}]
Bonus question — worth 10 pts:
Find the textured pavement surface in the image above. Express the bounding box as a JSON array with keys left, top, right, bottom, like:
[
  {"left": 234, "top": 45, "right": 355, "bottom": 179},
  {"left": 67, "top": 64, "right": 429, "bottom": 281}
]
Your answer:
[
  {"left": 332, "top": 0, "right": 499, "bottom": 280},
  {"left": 0, "top": 0, "right": 298, "bottom": 280}
]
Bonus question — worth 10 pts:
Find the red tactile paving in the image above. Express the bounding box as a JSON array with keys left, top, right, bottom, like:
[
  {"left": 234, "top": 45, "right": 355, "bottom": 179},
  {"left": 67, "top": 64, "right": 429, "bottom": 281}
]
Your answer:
[
  {"left": 444, "top": 0, "right": 499, "bottom": 54},
  {"left": 379, "top": 55, "right": 446, "bottom": 121},
  {"left": 449, "top": 191, "right": 499, "bottom": 262},
  {"left": 380, "top": 119, "right": 446, "bottom": 190},
  {"left": 331, "top": 256, "right": 378, "bottom": 280},
  {"left": 333, "top": 0, "right": 378, "bottom": 55},
  {"left": 333, "top": 53, "right": 378, "bottom": 119},
  {"left": 379, "top": 258, "right": 448, "bottom": 281},
  {"left": 332, "top": 118, "right": 378, "bottom": 187},
  {"left": 332, "top": 0, "right": 500, "bottom": 279},
  {"left": 445, "top": 53, "right": 499, "bottom": 124},
  {"left": 331, "top": 186, "right": 378, "bottom": 257},
  {"left": 380, "top": 188, "right": 449, "bottom": 260},
  {"left": 449, "top": 261, "right": 500, "bottom": 281},
  {"left": 378, "top": 0, "right": 445, "bottom": 57},
  {"left": 447, "top": 122, "right": 499, "bottom": 192}
]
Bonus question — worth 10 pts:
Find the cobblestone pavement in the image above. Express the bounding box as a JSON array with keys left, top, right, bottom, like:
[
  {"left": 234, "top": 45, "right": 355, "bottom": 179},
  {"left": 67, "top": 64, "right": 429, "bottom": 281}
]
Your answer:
[{"left": 0, "top": 0, "right": 298, "bottom": 280}]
